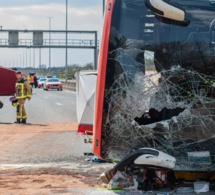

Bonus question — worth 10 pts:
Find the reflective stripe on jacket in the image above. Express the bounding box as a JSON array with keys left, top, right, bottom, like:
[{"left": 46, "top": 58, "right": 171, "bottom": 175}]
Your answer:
[{"left": 15, "top": 78, "right": 32, "bottom": 99}]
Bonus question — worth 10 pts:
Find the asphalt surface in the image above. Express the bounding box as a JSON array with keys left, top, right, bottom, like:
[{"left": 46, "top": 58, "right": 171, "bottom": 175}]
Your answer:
[
  {"left": 1, "top": 88, "right": 214, "bottom": 194},
  {"left": 0, "top": 88, "right": 111, "bottom": 194},
  {"left": 0, "top": 88, "right": 93, "bottom": 165},
  {"left": 0, "top": 87, "right": 77, "bottom": 124}
]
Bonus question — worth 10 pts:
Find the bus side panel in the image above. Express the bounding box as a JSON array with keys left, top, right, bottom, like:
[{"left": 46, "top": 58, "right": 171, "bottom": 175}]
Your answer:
[{"left": 92, "top": 0, "right": 115, "bottom": 159}]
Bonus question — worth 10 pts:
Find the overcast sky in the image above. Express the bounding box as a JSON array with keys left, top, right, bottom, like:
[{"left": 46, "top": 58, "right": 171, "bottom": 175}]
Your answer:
[{"left": 0, "top": 0, "right": 103, "bottom": 69}]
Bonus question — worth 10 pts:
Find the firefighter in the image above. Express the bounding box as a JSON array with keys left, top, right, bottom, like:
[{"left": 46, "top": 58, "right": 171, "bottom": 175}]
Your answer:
[{"left": 15, "top": 71, "right": 32, "bottom": 124}]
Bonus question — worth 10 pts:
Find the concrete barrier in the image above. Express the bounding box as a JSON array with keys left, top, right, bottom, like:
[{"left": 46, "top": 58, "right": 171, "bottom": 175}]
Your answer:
[
  {"left": 60, "top": 70, "right": 155, "bottom": 91},
  {"left": 60, "top": 79, "right": 76, "bottom": 91}
]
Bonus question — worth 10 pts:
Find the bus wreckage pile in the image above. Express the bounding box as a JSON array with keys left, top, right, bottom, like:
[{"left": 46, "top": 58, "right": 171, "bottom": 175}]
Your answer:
[
  {"left": 94, "top": 0, "right": 215, "bottom": 193},
  {"left": 99, "top": 65, "right": 215, "bottom": 191}
]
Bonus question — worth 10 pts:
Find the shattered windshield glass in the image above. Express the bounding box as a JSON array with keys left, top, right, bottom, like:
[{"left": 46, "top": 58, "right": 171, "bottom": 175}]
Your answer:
[{"left": 101, "top": 0, "right": 215, "bottom": 171}]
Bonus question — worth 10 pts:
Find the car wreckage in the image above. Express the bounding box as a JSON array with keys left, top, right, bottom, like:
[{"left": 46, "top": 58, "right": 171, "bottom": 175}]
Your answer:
[{"left": 93, "top": 0, "right": 215, "bottom": 191}]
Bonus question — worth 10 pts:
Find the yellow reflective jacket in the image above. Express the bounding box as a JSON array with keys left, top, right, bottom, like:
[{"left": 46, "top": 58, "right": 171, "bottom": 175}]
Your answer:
[
  {"left": 26, "top": 76, "right": 30, "bottom": 82},
  {"left": 15, "top": 78, "right": 32, "bottom": 99}
]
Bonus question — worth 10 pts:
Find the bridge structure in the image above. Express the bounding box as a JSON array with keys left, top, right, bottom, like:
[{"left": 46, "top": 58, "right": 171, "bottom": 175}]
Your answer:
[{"left": 0, "top": 29, "right": 98, "bottom": 69}]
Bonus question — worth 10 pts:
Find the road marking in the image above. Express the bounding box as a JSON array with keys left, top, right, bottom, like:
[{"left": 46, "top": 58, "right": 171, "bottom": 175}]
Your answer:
[
  {"left": 64, "top": 90, "right": 76, "bottom": 94},
  {"left": 56, "top": 103, "right": 62, "bottom": 106},
  {"left": 0, "top": 162, "right": 79, "bottom": 170},
  {"left": 44, "top": 97, "right": 48, "bottom": 99}
]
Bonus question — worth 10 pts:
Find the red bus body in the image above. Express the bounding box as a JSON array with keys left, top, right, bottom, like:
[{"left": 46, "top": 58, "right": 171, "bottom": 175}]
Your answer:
[
  {"left": 93, "top": 0, "right": 215, "bottom": 172},
  {"left": 93, "top": 0, "right": 114, "bottom": 159}
]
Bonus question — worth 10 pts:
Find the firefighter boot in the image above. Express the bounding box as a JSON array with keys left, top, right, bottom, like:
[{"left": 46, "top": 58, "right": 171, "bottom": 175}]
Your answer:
[
  {"left": 22, "top": 119, "right": 26, "bottom": 124},
  {"left": 14, "top": 119, "right": 21, "bottom": 124}
]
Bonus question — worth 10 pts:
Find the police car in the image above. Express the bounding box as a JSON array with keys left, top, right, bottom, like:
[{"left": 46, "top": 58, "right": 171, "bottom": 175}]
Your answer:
[{"left": 43, "top": 78, "right": 63, "bottom": 91}]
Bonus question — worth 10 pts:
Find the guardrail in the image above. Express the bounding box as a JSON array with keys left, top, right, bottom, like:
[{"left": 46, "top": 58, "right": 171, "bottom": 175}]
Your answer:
[{"left": 60, "top": 79, "right": 76, "bottom": 91}]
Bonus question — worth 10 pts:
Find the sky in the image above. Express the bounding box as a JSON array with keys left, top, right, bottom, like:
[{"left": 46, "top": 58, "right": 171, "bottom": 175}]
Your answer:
[{"left": 0, "top": 0, "right": 103, "bottom": 69}]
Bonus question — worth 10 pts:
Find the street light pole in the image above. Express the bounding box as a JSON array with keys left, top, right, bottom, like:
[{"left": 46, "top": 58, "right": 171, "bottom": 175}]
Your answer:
[
  {"left": 20, "top": 54, "right": 21, "bottom": 69},
  {"left": 47, "top": 17, "right": 53, "bottom": 75},
  {"left": 26, "top": 49, "right": 27, "bottom": 68},
  {"left": 29, "top": 48, "right": 31, "bottom": 70},
  {"left": 33, "top": 48, "right": 35, "bottom": 69},
  {"left": 103, "top": 0, "right": 105, "bottom": 15},
  {"left": 23, "top": 52, "right": 24, "bottom": 69},
  {"left": 39, "top": 48, "right": 41, "bottom": 75},
  {"left": 65, "top": 0, "right": 68, "bottom": 81}
]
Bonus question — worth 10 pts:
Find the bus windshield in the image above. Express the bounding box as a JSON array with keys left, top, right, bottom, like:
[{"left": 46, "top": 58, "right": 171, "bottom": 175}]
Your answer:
[{"left": 101, "top": 0, "right": 215, "bottom": 171}]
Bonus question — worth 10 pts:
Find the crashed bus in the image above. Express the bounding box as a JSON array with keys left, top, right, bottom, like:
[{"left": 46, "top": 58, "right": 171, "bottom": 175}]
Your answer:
[{"left": 93, "top": 0, "right": 215, "bottom": 190}]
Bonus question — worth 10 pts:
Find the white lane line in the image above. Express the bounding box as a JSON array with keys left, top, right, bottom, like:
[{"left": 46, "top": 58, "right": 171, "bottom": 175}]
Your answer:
[
  {"left": 56, "top": 103, "right": 62, "bottom": 106},
  {"left": 0, "top": 162, "right": 78, "bottom": 170},
  {"left": 44, "top": 97, "right": 48, "bottom": 99},
  {"left": 64, "top": 90, "right": 76, "bottom": 94}
]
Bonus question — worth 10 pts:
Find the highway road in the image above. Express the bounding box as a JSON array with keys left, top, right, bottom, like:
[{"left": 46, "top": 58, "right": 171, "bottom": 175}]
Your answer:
[
  {"left": 0, "top": 88, "right": 77, "bottom": 124},
  {"left": 1, "top": 88, "right": 215, "bottom": 194},
  {"left": 0, "top": 87, "right": 119, "bottom": 194},
  {"left": 0, "top": 87, "right": 90, "bottom": 164}
]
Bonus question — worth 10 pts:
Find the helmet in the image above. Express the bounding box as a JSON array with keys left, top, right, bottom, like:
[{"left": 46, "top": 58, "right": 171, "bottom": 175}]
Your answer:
[
  {"left": 9, "top": 97, "right": 18, "bottom": 107},
  {"left": 16, "top": 71, "right": 22, "bottom": 75},
  {"left": 12, "top": 101, "right": 18, "bottom": 107}
]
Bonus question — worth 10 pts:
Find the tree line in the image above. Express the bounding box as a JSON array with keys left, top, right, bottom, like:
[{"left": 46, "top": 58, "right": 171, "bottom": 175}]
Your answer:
[{"left": 17, "top": 62, "right": 94, "bottom": 79}]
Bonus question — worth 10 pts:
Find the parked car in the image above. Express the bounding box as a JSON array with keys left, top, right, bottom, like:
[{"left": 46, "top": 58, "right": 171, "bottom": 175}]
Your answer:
[
  {"left": 43, "top": 78, "right": 63, "bottom": 91},
  {"left": 38, "top": 78, "right": 47, "bottom": 88}
]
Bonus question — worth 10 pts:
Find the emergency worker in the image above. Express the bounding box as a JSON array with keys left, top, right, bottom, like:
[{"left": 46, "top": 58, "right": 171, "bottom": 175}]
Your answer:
[
  {"left": 26, "top": 75, "right": 30, "bottom": 82},
  {"left": 30, "top": 75, "right": 34, "bottom": 87},
  {"left": 15, "top": 71, "right": 32, "bottom": 124},
  {"left": 34, "top": 74, "right": 38, "bottom": 88}
]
